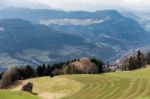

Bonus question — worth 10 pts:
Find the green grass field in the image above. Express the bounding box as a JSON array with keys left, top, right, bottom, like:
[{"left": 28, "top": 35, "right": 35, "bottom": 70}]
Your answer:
[
  {"left": 1, "top": 66, "right": 150, "bottom": 99},
  {"left": 0, "top": 90, "right": 40, "bottom": 99}
]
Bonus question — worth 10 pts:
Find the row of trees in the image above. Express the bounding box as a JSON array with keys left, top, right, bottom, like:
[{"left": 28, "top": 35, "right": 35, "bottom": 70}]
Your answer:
[
  {"left": 2, "top": 50, "right": 150, "bottom": 88},
  {"left": 0, "top": 58, "right": 104, "bottom": 88},
  {"left": 120, "top": 50, "right": 147, "bottom": 71},
  {"left": 2, "top": 49, "right": 150, "bottom": 89}
]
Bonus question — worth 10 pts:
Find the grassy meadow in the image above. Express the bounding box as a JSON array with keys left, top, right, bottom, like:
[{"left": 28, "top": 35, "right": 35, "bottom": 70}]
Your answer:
[
  {"left": 1, "top": 66, "right": 150, "bottom": 99},
  {"left": 0, "top": 90, "right": 40, "bottom": 99}
]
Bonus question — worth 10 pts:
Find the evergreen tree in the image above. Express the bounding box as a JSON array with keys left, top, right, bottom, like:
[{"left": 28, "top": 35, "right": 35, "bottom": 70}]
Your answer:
[
  {"left": 0, "top": 72, "right": 3, "bottom": 79},
  {"left": 17, "top": 67, "right": 26, "bottom": 80},
  {"left": 128, "top": 56, "right": 137, "bottom": 70},
  {"left": 44, "top": 65, "right": 53, "bottom": 76},
  {"left": 146, "top": 52, "right": 150, "bottom": 64},
  {"left": 24, "top": 65, "right": 36, "bottom": 79},
  {"left": 90, "top": 58, "right": 103, "bottom": 73},
  {"left": 140, "top": 53, "right": 146, "bottom": 67},
  {"left": 36, "top": 66, "right": 44, "bottom": 76},
  {"left": 137, "top": 50, "right": 142, "bottom": 68}
]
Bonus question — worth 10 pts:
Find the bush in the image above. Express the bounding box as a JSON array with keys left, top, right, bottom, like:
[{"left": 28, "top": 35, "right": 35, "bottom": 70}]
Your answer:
[
  {"left": 63, "top": 64, "right": 79, "bottom": 74},
  {"left": 63, "top": 58, "right": 103, "bottom": 74},
  {"left": 0, "top": 66, "right": 36, "bottom": 89},
  {"left": 0, "top": 67, "right": 20, "bottom": 88}
]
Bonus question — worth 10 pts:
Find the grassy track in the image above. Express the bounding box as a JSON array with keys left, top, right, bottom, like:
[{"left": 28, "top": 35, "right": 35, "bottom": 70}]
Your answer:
[
  {"left": 63, "top": 67, "right": 150, "bottom": 99},
  {"left": 1, "top": 66, "right": 150, "bottom": 99}
]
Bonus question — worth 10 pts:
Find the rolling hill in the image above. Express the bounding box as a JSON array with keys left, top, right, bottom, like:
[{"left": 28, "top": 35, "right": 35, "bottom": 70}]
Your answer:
[{"left": 1, "top": 66, "right": 150, "bottom": 99}]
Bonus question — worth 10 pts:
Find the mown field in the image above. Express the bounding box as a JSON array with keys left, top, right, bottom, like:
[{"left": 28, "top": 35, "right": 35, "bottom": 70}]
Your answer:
[
  {"left": 0, "top": 90, "right": 40, "bottom": 99},
  {"left": 1, "top": 66, "right": 150, "bottom": 99}
]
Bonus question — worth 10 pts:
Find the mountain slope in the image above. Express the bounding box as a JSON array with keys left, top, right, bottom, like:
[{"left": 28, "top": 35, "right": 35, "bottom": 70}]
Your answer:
[
  {"left": 0, "top": 8, "right": 150, "bottom": 66},
  {"left": 0, "top": 19, "right": 85, "bottom": 50},
  {"left": 0, "top": 19, "right": 116, "bottom": 67},
  {"left": 1, "top": 7, "right": 149, "bottom": 43},
  {"left": 0, "top": 7, "right": 122, "bottom": 21},
  {"left": 42, "top": 10, "right": 150, "bottom": 44}
]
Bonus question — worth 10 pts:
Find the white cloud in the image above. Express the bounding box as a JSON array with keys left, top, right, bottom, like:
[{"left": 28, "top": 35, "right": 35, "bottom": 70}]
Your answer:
[
  {"left": 123, "top": 0, "right": 142, "bottom": 4},
  {"left": 0, "top": 0, "right": 150, "bottom": 12},
  {"left": 39, "top": 19, "right": 104, "bottom": 26},
  {"left": 0, "top": 27, "right": 5, "bottom": 32}
]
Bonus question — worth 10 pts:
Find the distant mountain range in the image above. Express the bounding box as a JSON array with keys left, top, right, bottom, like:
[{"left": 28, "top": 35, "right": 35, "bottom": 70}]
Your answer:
[
  {"left": 0, "top": 7, "right": 150, "bottom": 67},
  {"left": 122, "top": 12, "right": 150, "bottom": 32},
  {"left": 0, "top": 19, "right": 116, "bottom": 67}
]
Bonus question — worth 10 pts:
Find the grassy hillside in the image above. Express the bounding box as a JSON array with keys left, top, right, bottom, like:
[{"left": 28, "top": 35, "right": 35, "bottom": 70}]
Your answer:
[
  {"left": 2, "top": 66, "right": 150, "bottom": 99},
  {"left": 0, "top": 90, "right": 40, "bottom": 99}
]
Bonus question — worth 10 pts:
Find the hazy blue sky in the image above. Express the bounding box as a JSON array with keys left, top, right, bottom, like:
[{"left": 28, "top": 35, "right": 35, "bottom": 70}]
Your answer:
[{"left": 0, "top": 0, "right": 149, "bottom": 12}]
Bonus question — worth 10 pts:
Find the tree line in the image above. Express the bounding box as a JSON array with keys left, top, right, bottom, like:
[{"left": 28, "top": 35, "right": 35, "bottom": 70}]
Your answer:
[
  {"left": 2, "top": 50, "right": 149, "bottom": 89},
  {"left": 0, "top": 58, "right": 104, "bottom": 88},
  {"left": 119, "top": 50, "right": 149, "bottom": 71}
]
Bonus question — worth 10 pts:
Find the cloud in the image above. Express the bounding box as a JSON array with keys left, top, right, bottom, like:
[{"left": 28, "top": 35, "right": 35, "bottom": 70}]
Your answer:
[
  {"left": 40, "top": 0, "right": 150, "bottom": 12},
  {"left": 123, "top": 0, "right": 142, "bottom": 4},
  {"left": 39, "top": 19, "right": 104, "bottom": 26},
  {"left": 0, "top": 0, "right": 50, "bottom": 9},
  {"left": 0, "top": 0, "right": 150, "bottom": 12}
]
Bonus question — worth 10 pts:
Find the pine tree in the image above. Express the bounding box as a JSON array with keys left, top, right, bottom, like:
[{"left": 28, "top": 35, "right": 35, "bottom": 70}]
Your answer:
[
  {"left": 146, "top": 52, "right": 150, "bottom": 64},
  {"left": 90, "top": 58, "right": 103, "bottom": 73},
  {"left": 0, "top": 72, "right": 3, "bottom": 79},
  {"left": 44, "top": 65, "right": 52, "bottom": 76},
  {"left": 137, "top": 50, "right": 142, "bottom": 68},
  {"left": 128, "top": 56, "right": 135, "bottom": 70},
  {"left": 24, "top": 65, "right": 36, "bottom": 78},
  {"left": 36, "top": 66, "right": 44, "bottom": 76}
]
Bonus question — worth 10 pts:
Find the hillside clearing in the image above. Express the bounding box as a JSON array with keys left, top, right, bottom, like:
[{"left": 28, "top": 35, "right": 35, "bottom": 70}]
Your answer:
[
  {"left": 2, "top": 66, "right": 150, "bottom": 99},
  {"left": 9, "top": 77, "right": 84, "bottom": 99}
]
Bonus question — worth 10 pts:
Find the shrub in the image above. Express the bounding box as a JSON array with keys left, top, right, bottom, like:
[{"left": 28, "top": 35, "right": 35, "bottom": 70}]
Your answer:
[{"left": 0, "top": 67, "right": 20, "bottom": 88}]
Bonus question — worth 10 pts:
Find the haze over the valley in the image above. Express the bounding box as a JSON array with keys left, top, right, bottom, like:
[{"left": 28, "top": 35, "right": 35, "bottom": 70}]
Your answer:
[{"left": 0, "top": 0, "right": 150, "bottom": 12}]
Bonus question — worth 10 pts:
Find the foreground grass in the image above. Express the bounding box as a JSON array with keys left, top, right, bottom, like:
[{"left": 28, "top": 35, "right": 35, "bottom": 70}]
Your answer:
[
  {"left": 9, "top": 76, "right": 84, "bottom": 99},
  {"left": 1, "top": 66, "right": 150, "bottom": 99},
  {"left": 63, "top": 67, "right": 150, "bottom": 99},
  {"left": 27, "top": 77, "right": 84, "bottom": 99},
  {"left": 0, "top": 90, "right": 40, "bottom": 99}
]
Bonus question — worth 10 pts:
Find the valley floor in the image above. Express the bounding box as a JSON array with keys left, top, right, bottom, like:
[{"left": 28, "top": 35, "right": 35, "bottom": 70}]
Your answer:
[{"left": 1, "top": 66, "right": 150, "bottom": 99}]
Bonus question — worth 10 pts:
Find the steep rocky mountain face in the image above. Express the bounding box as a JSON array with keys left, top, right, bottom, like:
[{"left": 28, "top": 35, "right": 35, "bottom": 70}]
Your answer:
[{"left": 0, "top": 8, "right": 150, "bottom": 67}]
